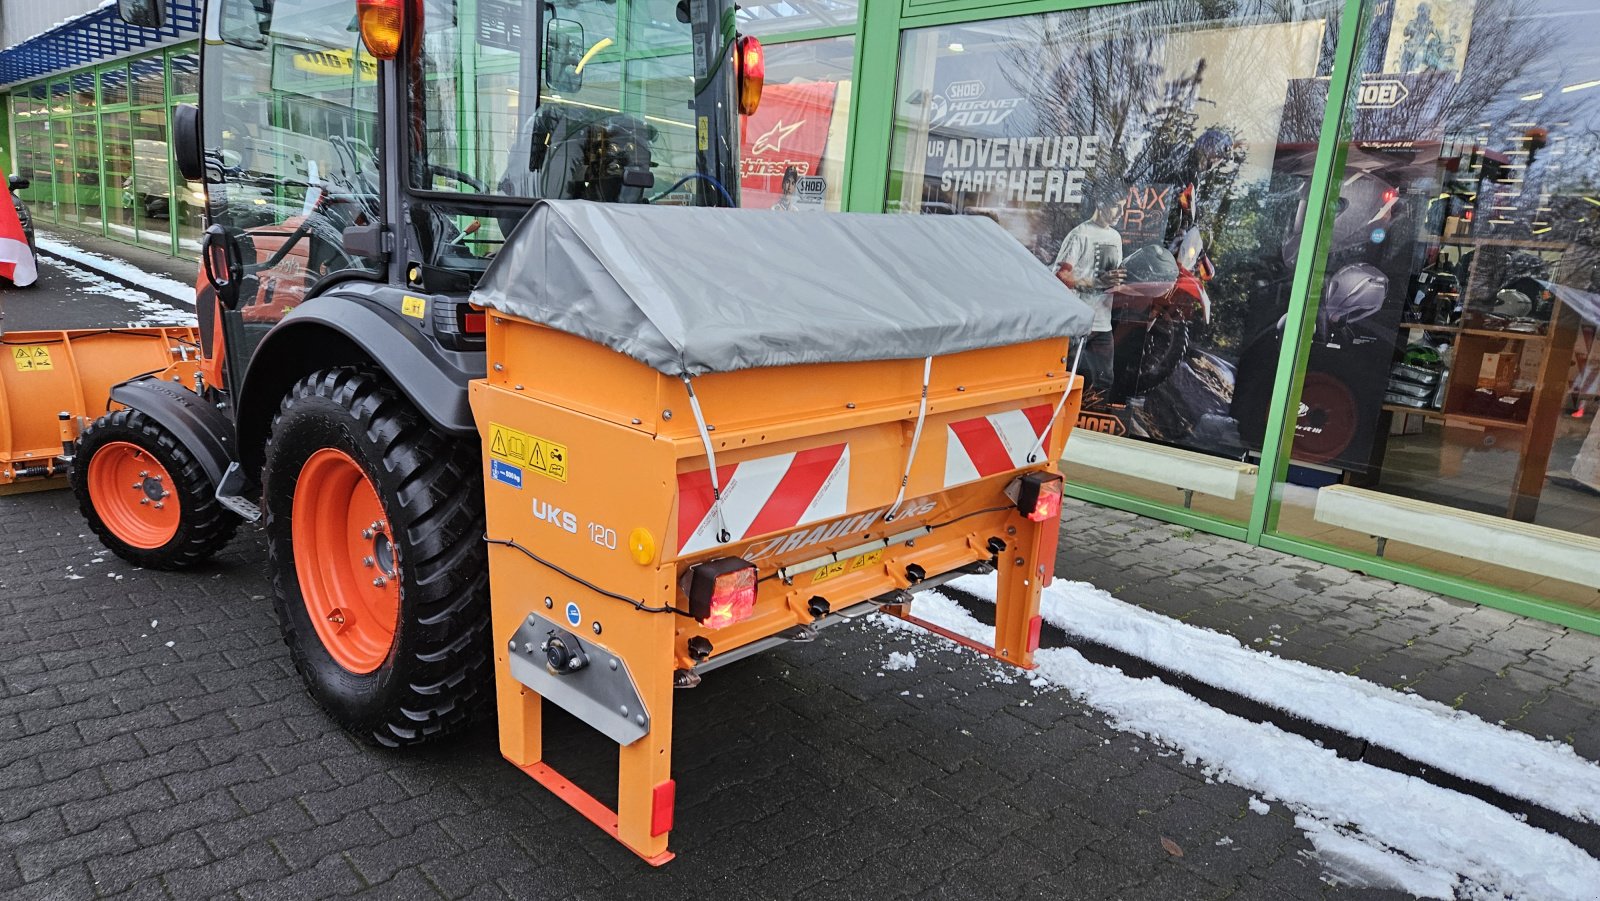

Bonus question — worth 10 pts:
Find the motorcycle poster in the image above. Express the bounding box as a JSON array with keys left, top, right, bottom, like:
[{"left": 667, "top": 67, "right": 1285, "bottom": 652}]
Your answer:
[{"left": 892, "top": 15, "right": 1328, "bottom": 457}]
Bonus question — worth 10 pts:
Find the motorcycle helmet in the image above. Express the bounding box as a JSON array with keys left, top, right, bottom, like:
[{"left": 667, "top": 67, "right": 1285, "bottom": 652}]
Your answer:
[
  {"left": 1319, "top": 263, "right": 1389, "bottom": 329},
  {"left": 1122, "top": 244, "right": 1180, "bottom": 287},
  {"left": 1282, "top": 171, "right": 1400, "bottom": 268},
  {"left": 1402, "top": 343, "right": 1442, "bottom": 369}
]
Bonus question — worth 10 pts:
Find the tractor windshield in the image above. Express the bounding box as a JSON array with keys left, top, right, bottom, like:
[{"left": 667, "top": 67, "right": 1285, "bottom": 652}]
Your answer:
[{"left": 410, "top": 0, "right": 740, "bottom": 209}]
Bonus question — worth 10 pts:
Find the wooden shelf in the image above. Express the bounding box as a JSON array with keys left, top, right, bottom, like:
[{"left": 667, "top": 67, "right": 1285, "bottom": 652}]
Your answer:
[
  {"left": 1380, "top": 404, "right": 1529, "bottom": 431},
  {"left": 1400, "top": 323, "right": 1461, "bottom": 334},
  {"left": 1424, "top": 236, "right": 1568, "bottom": 250},
  {"left": 1459, "top": 327, "right": 1546, "bottom": 341}
]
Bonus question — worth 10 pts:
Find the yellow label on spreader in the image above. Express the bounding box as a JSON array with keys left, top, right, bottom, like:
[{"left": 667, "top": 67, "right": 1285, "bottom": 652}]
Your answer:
[
  {"left": 488, "top": 422, "right": 568, "bottom": 483},
  {"left": 401, "top": 296, "right": 427, "bottom": 319},
  {"left": 11, "top": 345, "right": 53, "bottom": 371},
  {"left": 812, "top": 549, "right": 883, "bottom": 584}
]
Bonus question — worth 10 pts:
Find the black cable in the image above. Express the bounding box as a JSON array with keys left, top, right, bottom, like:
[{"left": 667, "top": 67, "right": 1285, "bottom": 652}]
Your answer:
[
  {"left": 760, "top": 504, "right": 1018, "bottom": 585},
  {"left": 927, "top": 504, "right": 1016, "bottom": 530},
  {"left": 482, "top": 535, "right": 691, "bottom": 617}
]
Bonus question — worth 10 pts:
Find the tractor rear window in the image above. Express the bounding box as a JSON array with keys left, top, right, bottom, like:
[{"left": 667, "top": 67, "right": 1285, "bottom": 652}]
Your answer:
[{"left": 410, "top": 0, "right": 738, "bottom": 208}]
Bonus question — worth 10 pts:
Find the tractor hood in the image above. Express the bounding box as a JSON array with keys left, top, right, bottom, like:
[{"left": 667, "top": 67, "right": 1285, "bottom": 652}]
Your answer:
[{"left": 470, "top": 200, "right": 1093, "bottom": 377}]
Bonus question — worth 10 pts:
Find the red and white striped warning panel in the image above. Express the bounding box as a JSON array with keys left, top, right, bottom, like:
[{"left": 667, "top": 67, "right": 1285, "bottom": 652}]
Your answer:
[
  {"left": 944, "top": 405, "right": 1054, "bottom": 488},
  {"left": 678, "top": 443, "right": 851, "bottom": 555}
]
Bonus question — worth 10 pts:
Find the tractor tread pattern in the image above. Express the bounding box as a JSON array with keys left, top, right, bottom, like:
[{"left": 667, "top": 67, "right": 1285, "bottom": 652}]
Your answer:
[
  {"left": 71, "top": 408, "right": 240, "bottom": 570},
  {"left": 264, "top": 367, "right": 491, "bottom": 749}
]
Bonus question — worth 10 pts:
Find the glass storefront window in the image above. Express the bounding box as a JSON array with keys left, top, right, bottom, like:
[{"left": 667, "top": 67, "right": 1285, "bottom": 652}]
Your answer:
[
  {"left": 69, "top": 116, "right": 104, "bottom": 230},
  {"left": 135, "top": 108, "right": 176, "bottom": 253},
  {"left": 169, "top": 51, "right": 199, "bottom": 98},
  {"left": 71, "top": 72, "right": 98, "bottom": 112},
  {"left": 888, "top": 0, "right": 1343, "bottom": 523},
  {"left": 738, "top": 36, "right": 854, "bottom": 212},
  {"left": 131, "top": 57, "right": 166, "bottom": 107},
  {"left": 102, "top": 65, "right": 130, "bottom": 107},
  {"left": 735, "top": 0, "right": 857, "bottom": 38},
  {"left": 1273, "top": 0, "right": 1600, "bottom": 612}
]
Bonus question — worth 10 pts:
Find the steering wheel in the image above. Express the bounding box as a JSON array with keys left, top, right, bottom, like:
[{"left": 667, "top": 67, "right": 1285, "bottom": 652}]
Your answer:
[{"left": 426, "top": 164, "right": 490, "bottom": 193}]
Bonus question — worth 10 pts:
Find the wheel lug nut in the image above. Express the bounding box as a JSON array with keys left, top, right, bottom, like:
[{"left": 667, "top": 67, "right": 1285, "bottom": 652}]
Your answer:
[
  {"left": 160, "top": 491, "right": 170, "bottom": 499},
  {"left": 372, "top": 578, "right": 386, "bottom": 587},
  {"left": 139, "top": 498, "right": 149, "bottom": 505},
  {"left": 363, "top": 556, "right": 374, "bottom": 567},
  {"left": 132, "top": 482, "right": 142, "bottom": 490},
  {"left": 153, "top": 502, "right": 164, "bottom": 509},
  {"left": 361, "top": 529, "right": 373, "bottom": 539},
  {"left": 139, "top": 470, "right": 148, "bottom": 477}
]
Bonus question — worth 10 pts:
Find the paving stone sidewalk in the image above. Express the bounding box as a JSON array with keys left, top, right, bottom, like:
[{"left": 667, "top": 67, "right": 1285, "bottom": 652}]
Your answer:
[
  {"left": 1059, "top": 498, "right": 1600, "bottom": 764},
  {"left": 0, "top": 491, "right": 1442, "bottom": 900}
]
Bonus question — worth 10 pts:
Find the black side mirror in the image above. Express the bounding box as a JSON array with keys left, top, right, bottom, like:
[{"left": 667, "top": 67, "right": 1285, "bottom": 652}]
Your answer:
[
  {"left": 117, "top": 0, "right": 166, "bottom": 28},
  {"left": 544, "top": 17, "right": 587, "bottom": 94},
  {"left": 173, "top": 104, "right": 204, "bottom": 182},
  {"left": 7, "top": 175, "right": 29, "bottom": 192}
]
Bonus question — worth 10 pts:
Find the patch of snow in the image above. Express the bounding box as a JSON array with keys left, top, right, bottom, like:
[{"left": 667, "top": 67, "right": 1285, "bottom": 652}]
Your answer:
[
  {"left": 948, "top": 573, "right": 1600, "bottom": 826},
  {"left": 1248, "top": 796, "right": 1271, "bottom": 815},
  {"left": 883, "top": 651, "right": 918, "bottom": 671},
  {"left": 37, "top": 234, "right": 194, "bottom": 305},
  {"left": 890, "top": 589, "right": 1600, "bottom": 899}
]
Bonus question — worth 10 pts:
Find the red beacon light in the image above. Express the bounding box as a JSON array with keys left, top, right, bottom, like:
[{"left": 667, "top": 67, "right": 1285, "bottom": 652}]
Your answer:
[
  {"left": 1007, "top": 471, "right": 1064, "bottom": 523},
  {"left": 684, "top": 558, "right": 758, "bottom": 629}
]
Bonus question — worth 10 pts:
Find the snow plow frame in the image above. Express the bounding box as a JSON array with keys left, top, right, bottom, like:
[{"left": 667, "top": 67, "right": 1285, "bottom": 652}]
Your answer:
[{"left": 0, "top": 327, "right": 200, "bottom": 492}]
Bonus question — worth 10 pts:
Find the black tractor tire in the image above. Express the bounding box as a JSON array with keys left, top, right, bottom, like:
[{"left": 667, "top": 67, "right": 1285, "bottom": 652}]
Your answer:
[
  {"left": 71, "top": 408, "right": 239, "bottom": 569},
  {"left": 262, "top": 367, "right": 491, "bottom": 748}
]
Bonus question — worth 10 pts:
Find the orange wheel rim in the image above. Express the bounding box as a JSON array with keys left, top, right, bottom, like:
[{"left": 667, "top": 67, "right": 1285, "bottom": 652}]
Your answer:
[
  {"left": 87, "top": 441, "right": 181, "bottom": 549},
  {"left": 292, "top": 448, "right": 400, "bottom": 674}
]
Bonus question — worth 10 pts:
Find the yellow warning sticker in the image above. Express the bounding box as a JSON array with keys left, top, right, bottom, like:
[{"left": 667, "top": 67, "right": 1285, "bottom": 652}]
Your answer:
[
  {"left": 10, "top": 345, "right": 53, "bottom": 371},
  {"left": 488, "top": 422, "right": 568, "bottom": 483},
  {"left": 401, "top": 296, "right": 427, "bottom": 319},
  {"left": 697, "top": 116, "right": 709, "bottom": 151},
  {"left": 812, "top": 549, "right": 883, "bottom": 584}
]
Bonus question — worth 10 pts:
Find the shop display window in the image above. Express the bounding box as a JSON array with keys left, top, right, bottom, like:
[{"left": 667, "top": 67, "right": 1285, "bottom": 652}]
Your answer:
[
  {"left": 1273, "top": 0, "right": 1600, "bottom": 611},
  {"left": 887, "top": 0, "right": 1342, "bottom": 522},
  {"left": 736, "top": 0, "right": 858, "bottom": 38},
  {"left": 738, "top": 36, "right": 855, "bottom": 212}
]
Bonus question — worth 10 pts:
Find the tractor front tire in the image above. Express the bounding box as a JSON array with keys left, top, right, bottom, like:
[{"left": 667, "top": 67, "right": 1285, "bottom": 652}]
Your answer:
[
  {"left": 262, "top": 367, "right": 491, "bottom": 748},
  {"left": 71, "top": 408, "right": 239, "bottom": 569}
]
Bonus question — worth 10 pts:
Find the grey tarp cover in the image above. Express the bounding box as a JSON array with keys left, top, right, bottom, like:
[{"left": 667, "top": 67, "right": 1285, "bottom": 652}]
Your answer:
[{"left": 470, "top": 200, "right": 1094, "bottom": 377}]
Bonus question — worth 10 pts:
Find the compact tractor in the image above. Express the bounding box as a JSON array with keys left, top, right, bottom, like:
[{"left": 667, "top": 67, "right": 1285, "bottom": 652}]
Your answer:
[{"left": 6, "top": 0, "right": 1092, "bottom": 863}]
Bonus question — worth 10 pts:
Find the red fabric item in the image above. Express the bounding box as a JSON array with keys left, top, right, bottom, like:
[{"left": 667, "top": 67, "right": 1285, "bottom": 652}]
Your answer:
[{"left": 0, "top": 192, "right": 37, "bottom": 287}]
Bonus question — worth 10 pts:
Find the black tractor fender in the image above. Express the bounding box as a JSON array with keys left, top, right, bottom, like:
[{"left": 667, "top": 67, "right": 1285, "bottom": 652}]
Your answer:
[
  {"left": 234, "top": 293, "right": 484, "bottom": 476},
  {"left": 106, "top": 377, "right": 236, "bottom": 488}
]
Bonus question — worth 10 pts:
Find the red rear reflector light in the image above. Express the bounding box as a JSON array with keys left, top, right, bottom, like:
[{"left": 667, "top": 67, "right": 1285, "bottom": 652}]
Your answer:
[
  {"left": 1009, "top": 471, "right": 1064, "bottom": 523},
  {"left": 651, "top": 780, "right": 676, "bottom": 836},
  {"left": 1027, "top": 614, "right": 1043, "bottom": 654},
  {"left": 685, "top": 557, "right": 758, "bottom": 629},
  {"left": 462, "top": 311, "right": 486, "bottom": 333}
]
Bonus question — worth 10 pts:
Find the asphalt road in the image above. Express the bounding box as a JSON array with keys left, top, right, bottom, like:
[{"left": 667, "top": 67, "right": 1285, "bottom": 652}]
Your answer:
[{"left": 0, "top": 254, "right": 196, "bottom": 333}]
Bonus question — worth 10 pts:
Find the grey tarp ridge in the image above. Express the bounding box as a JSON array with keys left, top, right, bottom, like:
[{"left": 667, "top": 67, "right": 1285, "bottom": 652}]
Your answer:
[{"left": 470, "top": 200, "right": 1095, "bottom": 377}]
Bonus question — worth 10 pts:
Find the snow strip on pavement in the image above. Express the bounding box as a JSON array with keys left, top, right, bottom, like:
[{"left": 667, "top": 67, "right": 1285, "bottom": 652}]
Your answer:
[
  {"left": 35, "top": 252, "right": 196, "bottom": 328},
  {"left": 948, "top": 572, "right": 1600, "bottom": 826},
  {"left": 36, "top": 234, "right": 195, "bottom": 305},
  {"left": 877, "top": 592, "right": 1600, "bottom": 898}
]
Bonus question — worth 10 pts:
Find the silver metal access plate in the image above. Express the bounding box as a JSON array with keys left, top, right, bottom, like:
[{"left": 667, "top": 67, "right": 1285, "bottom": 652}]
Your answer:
[{"left": 506, "top": 616, "right": 650, "bottom": 746}]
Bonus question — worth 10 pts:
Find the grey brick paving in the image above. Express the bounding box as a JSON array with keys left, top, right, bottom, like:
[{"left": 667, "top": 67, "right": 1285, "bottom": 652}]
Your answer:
[{"left": 3, "top": 488, "right": 1597, "bottom": 898}]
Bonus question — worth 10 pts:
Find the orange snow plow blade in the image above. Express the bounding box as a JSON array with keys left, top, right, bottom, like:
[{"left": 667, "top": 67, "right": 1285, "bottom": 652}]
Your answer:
[{"left": 0, "top": 327, "right": 200, "bottom": 492}]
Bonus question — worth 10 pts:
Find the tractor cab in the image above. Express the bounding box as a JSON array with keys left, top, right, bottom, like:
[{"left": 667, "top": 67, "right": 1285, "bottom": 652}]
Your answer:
[{"left": 138, "top": 0, "right": 751, "bottom": 399}]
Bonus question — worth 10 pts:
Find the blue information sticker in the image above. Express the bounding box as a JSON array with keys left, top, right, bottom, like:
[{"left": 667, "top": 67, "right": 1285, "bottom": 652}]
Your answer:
[
  {"left": 565, "top": 601, "right": 581, "bottom": 627},
  {"left": 490, "top": 459, "right": 523, "bottom": 489}
]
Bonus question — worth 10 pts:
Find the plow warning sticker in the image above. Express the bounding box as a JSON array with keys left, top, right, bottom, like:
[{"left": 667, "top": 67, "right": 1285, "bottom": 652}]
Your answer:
[
  {"left": 10, "top": 345, "right": 53, "bottom": 371},
  {"left": 488, "top": 422, "right": 568, "bottom": 483}
]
